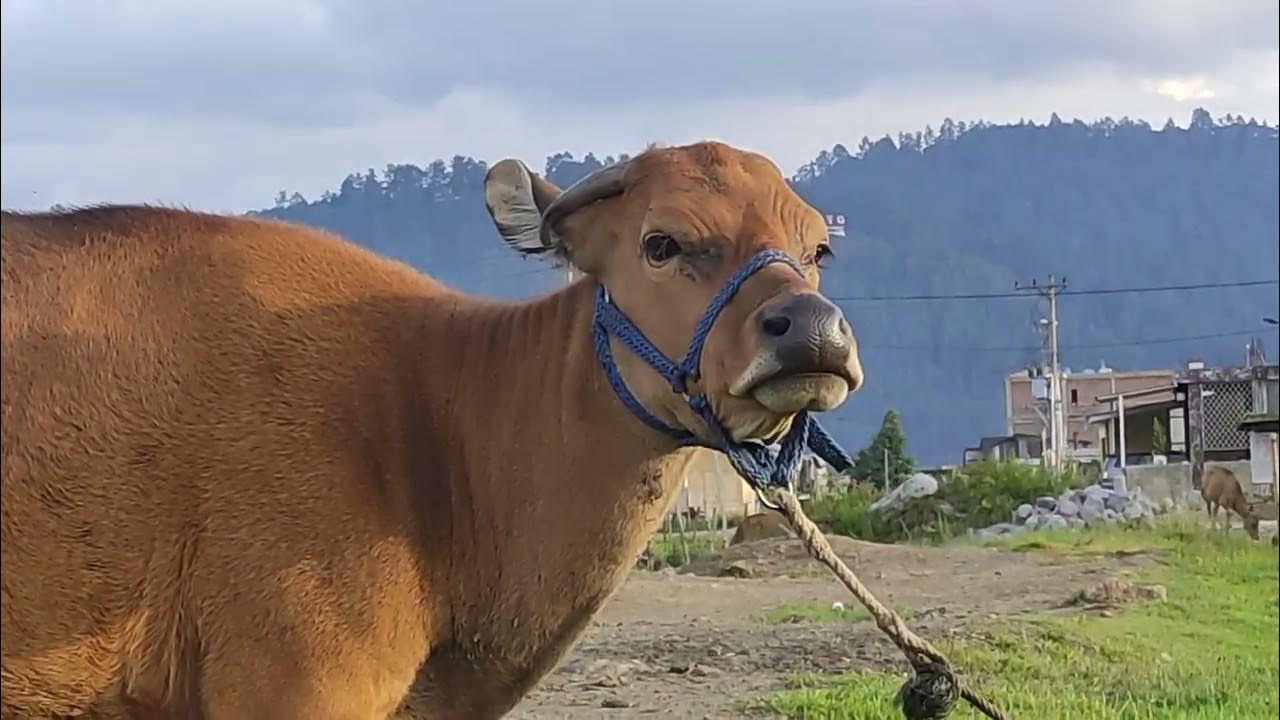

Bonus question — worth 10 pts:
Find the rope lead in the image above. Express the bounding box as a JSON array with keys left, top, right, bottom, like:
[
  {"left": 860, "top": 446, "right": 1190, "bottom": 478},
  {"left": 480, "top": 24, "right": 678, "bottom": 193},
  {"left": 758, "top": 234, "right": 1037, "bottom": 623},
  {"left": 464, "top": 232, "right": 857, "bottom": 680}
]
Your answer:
[{"left": 769, "top": 489, "right": 1009, "bottom": 720}]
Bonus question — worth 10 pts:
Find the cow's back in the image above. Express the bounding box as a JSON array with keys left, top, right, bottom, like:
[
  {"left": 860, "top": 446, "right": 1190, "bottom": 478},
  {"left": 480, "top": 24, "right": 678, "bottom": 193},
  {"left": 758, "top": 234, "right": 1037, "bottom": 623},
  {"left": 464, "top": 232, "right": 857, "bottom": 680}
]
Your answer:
[
  {"left": 1202, "top": 466, "right": 1241, "bottom": 504},
  {"left": 1, "top": 207, "right": 443, "bottom": 715}
]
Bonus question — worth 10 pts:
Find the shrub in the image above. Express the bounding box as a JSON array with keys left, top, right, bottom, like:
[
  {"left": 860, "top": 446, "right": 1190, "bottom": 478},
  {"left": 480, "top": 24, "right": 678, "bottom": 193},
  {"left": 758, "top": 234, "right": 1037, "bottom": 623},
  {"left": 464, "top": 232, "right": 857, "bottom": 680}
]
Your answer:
[
  {"left": 806, "top": 484, "right": 895, "bottom": 540},
  {"left": 941, "top": 459, "right": 1082, "bottom": 529},
  {"left": 808, "top": 460, "right": 1084, "bottom": 543}
]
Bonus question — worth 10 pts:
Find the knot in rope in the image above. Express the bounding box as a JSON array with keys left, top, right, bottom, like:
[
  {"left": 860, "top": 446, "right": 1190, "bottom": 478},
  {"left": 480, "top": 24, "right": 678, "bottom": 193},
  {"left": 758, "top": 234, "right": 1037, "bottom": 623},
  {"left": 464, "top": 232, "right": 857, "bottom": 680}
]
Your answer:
[
  {"left": 896, "top": 660, "right": 961, "bottom": 720},
  {"left": 768, "top": 489, "right": 1009, "bottom": 720}
]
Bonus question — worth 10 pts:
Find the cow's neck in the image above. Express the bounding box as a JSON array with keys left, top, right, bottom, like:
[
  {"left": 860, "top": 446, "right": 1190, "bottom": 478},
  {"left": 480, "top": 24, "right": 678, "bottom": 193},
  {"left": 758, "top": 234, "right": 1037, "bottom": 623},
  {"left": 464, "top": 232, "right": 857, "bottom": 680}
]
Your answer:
[{"left": 418, "top": 279, "right": 696, "bottom": 660}]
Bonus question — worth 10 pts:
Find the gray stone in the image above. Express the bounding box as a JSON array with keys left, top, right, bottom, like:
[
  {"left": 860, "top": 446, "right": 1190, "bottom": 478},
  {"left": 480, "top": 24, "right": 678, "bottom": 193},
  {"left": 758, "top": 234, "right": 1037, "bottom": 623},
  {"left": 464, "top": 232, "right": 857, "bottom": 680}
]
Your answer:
[
  {"left": 1057, "top": 499, "right": 1080, "bottom": 518},
  {"left": 974, "top": 522, "right": 1025, "bottom": 543},
  {"left": 1083, "top": 484, "right": 1113, "bottom": 501},
  {"left": 870, "top": 472, "right": 939, "bottom": 513},
  {"left": 1068, "top": 517, "right": 1087, "bottom": 530},
  {"left": 1042, "top": 515, "right": 1069, "bottom": 531},
  {"left": 1035, "top": 496, "right": 1058, "bottom": 512},
  {"left": 1122, "top": 502, "right": 1146, "bottom": 521},
  {"left": 1104, "top": 509, "right": 1120, "bottom": 522},
  {"left": 1014, "top": 504, "right": 1034, "bottom": 522},
  {"left": 1105, "top": 492, "right": 1131, "bottom": 512},
  {"left": 1080, "top": 496, "right": 1106, "bottom": 523},
  {"left": 1024, "top": 514, "right": 1042, "bottom": 531},
  {"left": 1158, "top": 498, "right": 1176, "bottom": 514}
]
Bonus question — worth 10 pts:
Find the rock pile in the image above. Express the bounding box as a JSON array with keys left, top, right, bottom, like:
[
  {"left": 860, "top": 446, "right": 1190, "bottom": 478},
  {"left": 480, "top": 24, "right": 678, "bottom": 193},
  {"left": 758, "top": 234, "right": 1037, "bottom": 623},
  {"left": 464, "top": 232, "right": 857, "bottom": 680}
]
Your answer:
[{"left": 972, "top": 481, "right": 1172, "bottom": 542}]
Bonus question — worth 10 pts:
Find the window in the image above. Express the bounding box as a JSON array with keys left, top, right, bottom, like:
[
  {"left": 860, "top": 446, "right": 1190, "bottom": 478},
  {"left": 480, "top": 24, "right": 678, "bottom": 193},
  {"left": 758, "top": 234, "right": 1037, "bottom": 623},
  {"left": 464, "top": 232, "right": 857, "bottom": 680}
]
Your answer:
[{"left": 1070, "top": 388, "right": 1079, "bottom": 405}]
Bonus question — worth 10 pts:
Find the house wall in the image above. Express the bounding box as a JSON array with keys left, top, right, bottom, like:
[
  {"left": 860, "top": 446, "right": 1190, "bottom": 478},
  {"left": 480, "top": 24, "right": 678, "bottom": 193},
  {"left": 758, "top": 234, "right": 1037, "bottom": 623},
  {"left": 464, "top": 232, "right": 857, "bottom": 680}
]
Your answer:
[
  {"left": 1248, "top": 431, "right": 1278, "bottom": 500},
  {"left": 1007, "top": 369, "right": 1176, "bottom": 450},
  {"left": 671, "top": 449, "right": 758, "bottom": 519},
  {"left": 1125, "top": 459, "right": 1257, "bottom": 507},
  {"left": 1125, "top": 462, "right": 1194, "bottom": 507}
]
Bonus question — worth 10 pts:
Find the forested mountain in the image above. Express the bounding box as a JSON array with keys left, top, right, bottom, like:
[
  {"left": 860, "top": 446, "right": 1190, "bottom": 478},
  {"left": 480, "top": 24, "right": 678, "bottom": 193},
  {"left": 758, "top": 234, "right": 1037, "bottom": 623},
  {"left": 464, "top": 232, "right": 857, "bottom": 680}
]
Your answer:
[{"left": 253, "top": 109, "right": 1280, "bottom": 464}]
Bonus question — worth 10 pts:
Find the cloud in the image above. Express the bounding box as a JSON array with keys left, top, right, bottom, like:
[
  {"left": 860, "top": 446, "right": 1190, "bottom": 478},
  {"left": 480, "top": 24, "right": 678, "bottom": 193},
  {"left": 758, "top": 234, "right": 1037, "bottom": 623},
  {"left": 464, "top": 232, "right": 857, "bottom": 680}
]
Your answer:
[
  {"left": 2, "top": 1, "right": 1277, "bottom": 210},
  {"left": 1154, "top": 76, "right": 1217, "bottom": 102}
]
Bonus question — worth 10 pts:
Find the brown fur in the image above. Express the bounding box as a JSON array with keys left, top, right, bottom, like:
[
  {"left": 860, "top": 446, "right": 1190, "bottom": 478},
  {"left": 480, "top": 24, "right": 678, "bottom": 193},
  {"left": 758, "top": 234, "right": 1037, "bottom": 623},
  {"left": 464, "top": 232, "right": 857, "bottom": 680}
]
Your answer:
[
  {"left": 729, "top": 512, "right": 794, "bottom": 545},
  {"left": 1201, "top": 466, "right": 1260, "bottom": 540},
  {"left": 0, "top": 142, "right": 860, "bottom": 719}
]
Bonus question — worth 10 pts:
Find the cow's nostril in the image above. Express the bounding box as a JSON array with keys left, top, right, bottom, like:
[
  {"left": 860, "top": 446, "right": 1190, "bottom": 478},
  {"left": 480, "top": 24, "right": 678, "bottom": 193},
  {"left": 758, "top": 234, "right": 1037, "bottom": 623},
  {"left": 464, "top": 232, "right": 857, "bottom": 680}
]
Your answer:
[{"left": 761, "top": 315, "right": 791, "bottom": 338}]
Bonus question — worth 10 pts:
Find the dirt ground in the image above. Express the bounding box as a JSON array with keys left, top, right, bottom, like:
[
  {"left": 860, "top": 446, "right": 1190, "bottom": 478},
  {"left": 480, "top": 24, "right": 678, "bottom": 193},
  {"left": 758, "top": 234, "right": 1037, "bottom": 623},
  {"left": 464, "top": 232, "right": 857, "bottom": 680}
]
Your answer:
[{"left": 508, "top": 535, "right": 1154, "bottom": 719}]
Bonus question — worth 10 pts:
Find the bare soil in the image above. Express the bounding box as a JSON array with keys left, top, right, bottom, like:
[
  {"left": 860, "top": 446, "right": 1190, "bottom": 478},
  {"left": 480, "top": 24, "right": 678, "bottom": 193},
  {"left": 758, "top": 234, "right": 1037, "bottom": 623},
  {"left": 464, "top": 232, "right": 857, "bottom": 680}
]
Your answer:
[{"left": 508, "top": 536, "right": 1153, "bottom": 719}]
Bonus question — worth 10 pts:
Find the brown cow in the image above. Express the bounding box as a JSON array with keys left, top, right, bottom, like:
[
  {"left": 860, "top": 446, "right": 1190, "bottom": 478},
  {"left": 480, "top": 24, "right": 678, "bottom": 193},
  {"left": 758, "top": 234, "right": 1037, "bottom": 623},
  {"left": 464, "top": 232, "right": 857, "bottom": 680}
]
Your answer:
[
  {"left": 1201, "top": 465, "right": 1260, "bottom": 540},
  {"left": 0, "top": 141, "right": 863, "bottom": 719}
]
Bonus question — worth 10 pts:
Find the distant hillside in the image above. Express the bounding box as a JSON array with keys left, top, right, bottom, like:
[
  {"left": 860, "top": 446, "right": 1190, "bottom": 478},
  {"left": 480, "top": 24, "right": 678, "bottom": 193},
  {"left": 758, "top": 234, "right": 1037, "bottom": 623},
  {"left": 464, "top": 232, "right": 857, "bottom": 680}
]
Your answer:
[{"left": 254, "top": 109, "right": 1280, "bottom": 465}]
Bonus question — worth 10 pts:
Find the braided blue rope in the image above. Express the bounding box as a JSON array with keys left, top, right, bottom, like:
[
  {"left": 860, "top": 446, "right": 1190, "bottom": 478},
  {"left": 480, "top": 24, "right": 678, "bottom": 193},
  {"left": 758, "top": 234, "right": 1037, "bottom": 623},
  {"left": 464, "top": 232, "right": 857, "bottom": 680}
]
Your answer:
[{"left": 592, "top": 249, "right": 854, "bottom": 501}]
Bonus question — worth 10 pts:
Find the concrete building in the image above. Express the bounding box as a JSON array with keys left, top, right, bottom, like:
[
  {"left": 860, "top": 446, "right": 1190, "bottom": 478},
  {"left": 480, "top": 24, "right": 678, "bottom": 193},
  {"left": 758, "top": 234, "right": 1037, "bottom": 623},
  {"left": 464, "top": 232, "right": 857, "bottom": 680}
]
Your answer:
[{"left": 1004, "top": 365, "right": 1177, "bottom": 460}]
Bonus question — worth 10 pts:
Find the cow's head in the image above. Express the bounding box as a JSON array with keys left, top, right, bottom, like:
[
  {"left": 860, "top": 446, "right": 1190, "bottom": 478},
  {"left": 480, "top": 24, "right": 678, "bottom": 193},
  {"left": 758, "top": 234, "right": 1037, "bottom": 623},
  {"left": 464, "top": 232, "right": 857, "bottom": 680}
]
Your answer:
[
  {"left": 1244, "top": 505, "right": 1260, "bottom": 541},
  {"left": 484, "top": 141, "right": 863, "bottom": 443}
]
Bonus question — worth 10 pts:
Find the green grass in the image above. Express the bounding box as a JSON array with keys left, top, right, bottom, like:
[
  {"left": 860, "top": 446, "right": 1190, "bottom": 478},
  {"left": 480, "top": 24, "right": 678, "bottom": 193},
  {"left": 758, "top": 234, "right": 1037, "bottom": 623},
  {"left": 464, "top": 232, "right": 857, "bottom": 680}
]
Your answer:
[
  {"left": 758, "top": 601, "right": 917, "bottom": 625},
  {"left": 760, "top": 519, "right": 1279, "bottom": 719},
  {"left": 760, "top": 601, "right": 873, "bottom": 625},
  {"left": 647, "top": 533, "right": 719, "bottom": 568}
]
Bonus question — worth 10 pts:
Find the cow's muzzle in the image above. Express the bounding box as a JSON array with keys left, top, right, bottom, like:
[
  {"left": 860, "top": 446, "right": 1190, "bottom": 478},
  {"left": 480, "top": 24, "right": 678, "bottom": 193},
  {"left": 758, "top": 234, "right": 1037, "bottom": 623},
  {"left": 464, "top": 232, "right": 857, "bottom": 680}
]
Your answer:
[{"left": 730, "top": 292, "right": 863, "bottom": 413}]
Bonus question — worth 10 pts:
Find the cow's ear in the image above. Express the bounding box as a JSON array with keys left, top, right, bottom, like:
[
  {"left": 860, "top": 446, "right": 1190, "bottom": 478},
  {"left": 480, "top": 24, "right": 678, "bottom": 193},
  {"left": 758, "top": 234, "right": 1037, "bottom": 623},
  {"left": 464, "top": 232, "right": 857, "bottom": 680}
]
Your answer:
[{"left": 484, "top": 159, "right": 563, "bottom": 256}]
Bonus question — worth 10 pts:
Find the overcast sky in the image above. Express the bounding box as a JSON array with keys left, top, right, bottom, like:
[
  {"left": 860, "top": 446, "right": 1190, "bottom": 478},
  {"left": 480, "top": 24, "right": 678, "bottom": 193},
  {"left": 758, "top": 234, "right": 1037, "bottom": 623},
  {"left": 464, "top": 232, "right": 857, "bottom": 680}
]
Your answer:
[{"left": 2, "top": 0, "right": 1277, "bottom": 213}]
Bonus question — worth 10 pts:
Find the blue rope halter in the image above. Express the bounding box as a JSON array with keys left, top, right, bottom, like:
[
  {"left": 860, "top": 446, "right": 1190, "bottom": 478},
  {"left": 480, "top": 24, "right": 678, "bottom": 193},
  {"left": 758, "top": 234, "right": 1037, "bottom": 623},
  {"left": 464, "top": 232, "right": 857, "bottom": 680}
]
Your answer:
[{"left": 592, "top": 249, "right": 854, "bottom": 505}]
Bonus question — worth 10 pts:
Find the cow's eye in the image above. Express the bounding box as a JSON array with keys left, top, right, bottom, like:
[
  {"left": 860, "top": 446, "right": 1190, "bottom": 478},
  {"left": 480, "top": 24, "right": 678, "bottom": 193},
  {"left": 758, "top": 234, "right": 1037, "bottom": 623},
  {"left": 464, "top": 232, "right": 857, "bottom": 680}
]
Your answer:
[
  {"left": 642, "top": 233, "right": 683, "bottom": 266},
  {"left": 814, "top": 243, "right": 835, "bottom": 269}
]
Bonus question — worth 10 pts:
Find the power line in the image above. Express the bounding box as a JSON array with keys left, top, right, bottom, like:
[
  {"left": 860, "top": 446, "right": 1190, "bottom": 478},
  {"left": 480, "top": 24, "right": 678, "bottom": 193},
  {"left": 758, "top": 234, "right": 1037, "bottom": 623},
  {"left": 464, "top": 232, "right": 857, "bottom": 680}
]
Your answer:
[
  {"left": 1067, "top": 328, "right": 1273, "bottom": 349},
  {"left": 1061, "top": 279, "right": 1279, "bottom": 297},
  {"left": 861, "top": 328, "right": 1268, "bottom": 353},
  {"left": 829, "top": 278, "right": 1277, "bottom": 302}
]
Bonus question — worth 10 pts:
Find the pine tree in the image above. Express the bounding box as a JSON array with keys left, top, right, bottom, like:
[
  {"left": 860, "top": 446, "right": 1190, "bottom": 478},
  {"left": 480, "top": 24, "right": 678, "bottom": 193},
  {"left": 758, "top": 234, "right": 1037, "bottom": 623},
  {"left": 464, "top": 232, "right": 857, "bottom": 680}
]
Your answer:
[{"left": 851, "top": 409, "right": 915, "bottom": 488}]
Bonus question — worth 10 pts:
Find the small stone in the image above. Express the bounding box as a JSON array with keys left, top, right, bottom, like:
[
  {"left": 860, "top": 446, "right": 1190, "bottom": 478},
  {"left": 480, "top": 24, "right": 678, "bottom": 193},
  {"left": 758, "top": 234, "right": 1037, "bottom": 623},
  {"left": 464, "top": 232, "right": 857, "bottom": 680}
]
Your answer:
[
  {"left": 1057, "top": 499, "right": 1080, "bottom": 517},
  {"left": 1042, "top": 515, "right": 1069, "bottom": 531},
  {"left": 1035, "top": 496, "right": 1058, "bottom": 512},
  {"left": 1104, "top": 509, "right": 1120, "bottom": 522},
  {"left": 719, "top": 562, "right": 753, "bottom": 579},
  {"left": 1106, "top": 493, "right": 1130, "bottom": 512},
  {"left": 1014, "top": 504, "right": 1034, "bottom": 522},
  {"left": 1080, "top": 498, "right": 1105, "bottom": 523},
  {"left": 869, "top": 472, "right": 938, "bottom": 513},
  {"left": 1068, "top": 517, "right": 1086, "bottom": 529},
  {"left": 1074, "top": 577, "right": 1168, "bottom": 605},
  {"left": 1159, "top": 498, "right": 1176, "bottom": 514},
  {"left": 1123, "top": 502, "right": 1146, "bottom": 521},
  {"left": 1084, "top": 484, "right": 1114, "bottom": 502},
  {"left": 601, "top": 697, "right": 633, "bottom": 709},
  {"left": 1024, "top": 514, "right": 1042, "bottom": 531}
]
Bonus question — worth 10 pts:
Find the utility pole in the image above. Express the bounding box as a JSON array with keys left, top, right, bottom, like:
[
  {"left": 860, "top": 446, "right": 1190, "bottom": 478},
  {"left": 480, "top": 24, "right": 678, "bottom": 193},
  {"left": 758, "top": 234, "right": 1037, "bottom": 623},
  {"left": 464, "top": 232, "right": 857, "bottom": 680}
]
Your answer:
[{"left": 1016, "top": 275, "right": 1067, "bottom": 474}]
